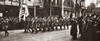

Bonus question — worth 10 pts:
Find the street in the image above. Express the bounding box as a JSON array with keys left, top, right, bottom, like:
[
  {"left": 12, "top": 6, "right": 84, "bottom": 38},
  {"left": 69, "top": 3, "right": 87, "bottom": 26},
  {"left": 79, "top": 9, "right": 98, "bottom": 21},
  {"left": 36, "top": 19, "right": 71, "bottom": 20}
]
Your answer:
[{"left": 0, "top": 26, "right": 81, "bottom": 41}]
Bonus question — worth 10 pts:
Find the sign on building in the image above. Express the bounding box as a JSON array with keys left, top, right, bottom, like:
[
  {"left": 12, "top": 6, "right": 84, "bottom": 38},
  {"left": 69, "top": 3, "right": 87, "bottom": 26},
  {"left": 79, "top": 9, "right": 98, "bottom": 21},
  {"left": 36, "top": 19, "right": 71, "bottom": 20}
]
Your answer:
[
  {"left": 0, "top": 13, "right": 3, "bottom": 17},
  {"left": 19, "top": 5, "right": 29, "bottom": 21}
]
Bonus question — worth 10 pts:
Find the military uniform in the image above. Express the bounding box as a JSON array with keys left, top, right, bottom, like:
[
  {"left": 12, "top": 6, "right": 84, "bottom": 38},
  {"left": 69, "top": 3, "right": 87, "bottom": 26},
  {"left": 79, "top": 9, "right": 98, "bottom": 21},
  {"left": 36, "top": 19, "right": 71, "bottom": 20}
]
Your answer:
[
  {"left": 2, "top": 19, "right": 9, "bottom": 36},
  {"left": 26, "top": 17, "right": 32, "bottom": 33},
  {"left": 34, "top": 19, "right": 38, "bottom": 33}
]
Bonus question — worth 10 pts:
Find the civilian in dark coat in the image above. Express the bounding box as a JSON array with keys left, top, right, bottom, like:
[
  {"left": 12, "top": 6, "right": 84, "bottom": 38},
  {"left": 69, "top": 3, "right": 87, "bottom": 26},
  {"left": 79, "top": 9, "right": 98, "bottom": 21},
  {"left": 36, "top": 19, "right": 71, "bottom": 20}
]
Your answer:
[{"left": 70, "top": 19, "right": 78, "bottom": 40}]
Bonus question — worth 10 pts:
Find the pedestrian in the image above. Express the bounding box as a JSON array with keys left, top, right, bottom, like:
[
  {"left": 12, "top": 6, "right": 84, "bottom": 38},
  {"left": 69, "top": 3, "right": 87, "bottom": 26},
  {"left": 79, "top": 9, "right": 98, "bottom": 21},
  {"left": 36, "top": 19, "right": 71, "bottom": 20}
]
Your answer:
[
  {"left": 70, "top": 18, "right": 78, "bottom": 40},
  {"left": 75, "top": 3, "right": 80, "bottom": 18},
  {"left": 78, "top": 16, "right": 83, "bottom": 36}
]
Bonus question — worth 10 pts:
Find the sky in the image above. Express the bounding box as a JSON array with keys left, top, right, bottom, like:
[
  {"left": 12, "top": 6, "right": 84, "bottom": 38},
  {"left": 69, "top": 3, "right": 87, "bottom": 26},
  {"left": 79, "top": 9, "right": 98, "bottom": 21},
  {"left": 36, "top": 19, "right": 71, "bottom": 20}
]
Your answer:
[{"left": 85, "top": 0, "right": 97, "bottom": 7}]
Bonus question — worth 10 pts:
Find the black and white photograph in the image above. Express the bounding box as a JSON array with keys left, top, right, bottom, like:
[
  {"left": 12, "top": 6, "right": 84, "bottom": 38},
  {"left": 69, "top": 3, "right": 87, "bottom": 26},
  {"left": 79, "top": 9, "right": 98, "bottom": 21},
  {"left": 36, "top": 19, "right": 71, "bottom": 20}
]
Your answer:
[{"left": 0, "top": 0, "right": 100, "bottom": 41}]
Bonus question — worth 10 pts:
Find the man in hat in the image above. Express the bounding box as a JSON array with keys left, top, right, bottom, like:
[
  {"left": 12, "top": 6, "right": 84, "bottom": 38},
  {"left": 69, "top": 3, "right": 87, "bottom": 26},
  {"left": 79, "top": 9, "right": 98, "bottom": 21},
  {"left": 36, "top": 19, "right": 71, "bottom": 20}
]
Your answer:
[{"left": 70, "top": 18, "right": 78, "bottom": 40}]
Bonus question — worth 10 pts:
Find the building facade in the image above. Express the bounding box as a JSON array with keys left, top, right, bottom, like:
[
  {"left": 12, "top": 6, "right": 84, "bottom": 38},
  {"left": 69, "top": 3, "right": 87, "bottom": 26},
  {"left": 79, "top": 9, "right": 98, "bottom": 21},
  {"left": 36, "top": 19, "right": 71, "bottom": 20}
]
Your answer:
[
  {"left": 0, "top": 0, "right": 63, "bottom": 17},
  {"left": 0, "top": 0, "right": 43, "bottom": 17}
]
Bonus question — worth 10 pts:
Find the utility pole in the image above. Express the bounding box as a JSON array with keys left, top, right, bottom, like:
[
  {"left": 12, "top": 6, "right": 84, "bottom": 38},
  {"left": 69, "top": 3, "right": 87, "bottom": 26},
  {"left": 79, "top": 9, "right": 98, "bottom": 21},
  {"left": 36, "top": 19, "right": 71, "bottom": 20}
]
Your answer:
[
  {"left": 33, "top": 0, "right": 36, "bottom": 18},
  {"left": 3, "top": 0, "right": 5, "bottom": 8},
  {"left": 10, "top": 0, "right": 13, "bottom": 17},
  {"left": 50, "top": 0, "right": 52, "bottom": 16},
  {"left": 11, "top": 0, "right": 13, "bottom": 5},
  {"left": 62, "top": 0, "right": 64, "bottom": 18},
  {"left": 3, "top": 0, "right": 6, "bottom": 17},
  {"left": 19, "top": 0, "right": 21, "bottom": 7},
  {"left": 34, "top": 5, "right": 36, "bottom": 18}
]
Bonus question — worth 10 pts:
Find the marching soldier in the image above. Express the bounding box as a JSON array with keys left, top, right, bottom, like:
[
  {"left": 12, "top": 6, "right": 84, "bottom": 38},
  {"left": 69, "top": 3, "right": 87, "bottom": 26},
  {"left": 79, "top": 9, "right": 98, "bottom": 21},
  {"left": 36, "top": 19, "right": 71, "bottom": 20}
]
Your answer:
[
  {"left": 37, "top": 19, "right": 41, "bottom": 32},
  {"left": 0, "top": 18, "right": 3, "bottom": 32},
  {"left": 54, "top": 19, "right": 59, "bottom": 30},
  {"left": 59, "top": 18, "right": 62, "bottom": 30},
  {"left": 34, "top": 18, "right": 38, "bottom": 33},
  {"left": 62, "top": 19, "right": 66, "bottom": 30},
  {"left": 19, "top": 16, "right": 26, "bottom": 33},
  {"left": 65, "top": 19, "right": 69, "bottom": 29},
  {"left": 2, "top": 18, "right": 9, "bottom": 36},
  {"left": 38, "top": 18, "right": 43, "bottom": 31},
  {"left": 25, "top": 16, "right": 32, "bottom": 33},
  {"left": 31, "top": 18, "right": 35, "bottom": 33},
  {"left": 51, "top": 19, "right": 54, "bottom": 31},
  {"left": 46, "top": 19, "right": 50, "bottom": 31}
]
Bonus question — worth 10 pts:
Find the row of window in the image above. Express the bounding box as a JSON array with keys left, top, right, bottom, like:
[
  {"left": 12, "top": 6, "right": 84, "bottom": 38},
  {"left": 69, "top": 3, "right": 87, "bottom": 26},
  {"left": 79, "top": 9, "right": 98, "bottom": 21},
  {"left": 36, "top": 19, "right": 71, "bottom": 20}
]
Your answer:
[{"left": 0, "top": 0, "right": 31, "bottom": 2}]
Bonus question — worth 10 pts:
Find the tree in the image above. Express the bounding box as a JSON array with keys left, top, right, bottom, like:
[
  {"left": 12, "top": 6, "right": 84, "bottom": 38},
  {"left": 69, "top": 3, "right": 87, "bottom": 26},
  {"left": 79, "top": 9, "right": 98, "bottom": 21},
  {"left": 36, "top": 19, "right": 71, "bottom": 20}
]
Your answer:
[
  {"left": 64, "top": 0, "right": 74, "bottom": 8},
  {"left": 87, "top": 3, "right": 95, "bottom": 12}
]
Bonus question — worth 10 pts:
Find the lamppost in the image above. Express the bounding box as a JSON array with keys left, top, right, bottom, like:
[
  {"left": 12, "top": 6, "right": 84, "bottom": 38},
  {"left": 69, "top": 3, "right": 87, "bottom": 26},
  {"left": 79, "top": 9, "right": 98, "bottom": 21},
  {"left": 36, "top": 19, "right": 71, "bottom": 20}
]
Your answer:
[
  {"left": 34, "top": 5, "right": 36, "bottom": 18},
  {"left": 50, "top": 0, "right": 53, "bottom": 16},
  {"left": 62, "top": 0, "right": 65, "bottom": 18},
  {"left": 33, "top": 0, "right": 36, "bottom": 18}
]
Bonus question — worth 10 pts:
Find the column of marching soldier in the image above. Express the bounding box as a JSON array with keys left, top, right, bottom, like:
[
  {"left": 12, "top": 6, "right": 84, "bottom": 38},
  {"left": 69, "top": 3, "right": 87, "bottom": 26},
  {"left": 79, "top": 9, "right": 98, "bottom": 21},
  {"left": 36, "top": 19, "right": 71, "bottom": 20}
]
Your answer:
[
  {"left": 24, "top": 16, "right": 69, "bottom": 33},
  {"left": 0, "top": 16, "right": 70, "bottom": 36},
  {"left": 0, "top": 14, "right": 100, "bottom": 41}
]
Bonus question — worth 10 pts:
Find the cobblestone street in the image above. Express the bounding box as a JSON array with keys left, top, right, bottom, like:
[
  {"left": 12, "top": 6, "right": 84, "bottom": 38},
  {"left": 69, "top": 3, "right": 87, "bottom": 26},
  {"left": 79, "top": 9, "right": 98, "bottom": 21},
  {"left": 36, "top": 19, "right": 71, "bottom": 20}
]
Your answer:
[{"left": 0, "top": 26, "right": 81, "bottom": 41}]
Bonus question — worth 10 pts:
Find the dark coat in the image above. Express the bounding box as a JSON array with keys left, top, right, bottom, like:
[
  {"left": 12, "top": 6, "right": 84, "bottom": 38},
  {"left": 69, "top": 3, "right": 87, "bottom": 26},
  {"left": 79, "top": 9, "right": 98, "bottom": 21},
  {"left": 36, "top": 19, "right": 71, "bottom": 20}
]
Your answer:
[
  {"left": 70, "top": 20, "right": 77, "bottom": 36},
  {"left": 2, "top": 21, "right": 9, "bottom": 30}
]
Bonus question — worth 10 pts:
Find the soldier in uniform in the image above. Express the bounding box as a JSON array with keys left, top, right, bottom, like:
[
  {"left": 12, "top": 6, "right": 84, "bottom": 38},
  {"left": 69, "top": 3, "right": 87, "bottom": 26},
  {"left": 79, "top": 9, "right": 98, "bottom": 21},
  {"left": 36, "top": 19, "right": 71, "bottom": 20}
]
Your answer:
[
  {"left": 19, "top": 16, "right": 26, "bottom": 33},
  {"left": 26, "top": 16, "right": 32, "bottom": 33},
  {"left": 31, "top": 18, "right": 35, "bottom": 33},
  {"left": 34, "top": 18, "right": 38, "bottom": 33},
  {"left": 47, "top": 19, "right": 50, "bottom": 31},
  {"left": 50, "top": 18, "right": 54, "bottom": 31},
  {"left": 59, "top": 18, "right": 63, "bottom": 30},
  {"left": 38, "top": 18, "right": 43, "bottom": 32},
  {"left": 54, "top": 19, "right": 59, "bottom": 30},
  {"left": 2, "top": 17, "right": 9, "bottom": 36},
  {"left": 65, "top": 18, "right": 69, "bottom": 29},
  {"left": 62, "top": 19, "right": 66, "bottom": 30},
  {"left": 0, "top": 18, "right": 3, "bottom": 32},
  {"left": 37, "top": 18, "right": 41, "bottom": 32}
]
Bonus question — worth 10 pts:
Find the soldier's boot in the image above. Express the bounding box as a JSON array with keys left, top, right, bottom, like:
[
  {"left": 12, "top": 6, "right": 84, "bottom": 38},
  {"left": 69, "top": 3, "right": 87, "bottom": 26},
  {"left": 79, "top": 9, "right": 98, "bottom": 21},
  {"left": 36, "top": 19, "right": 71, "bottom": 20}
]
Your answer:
[
  {"left": 47, "top": 27, "right": 50, "bottom": 31},
  {"left": 64, "top": 26, "right": 66, "bottom": 30},
  {"left": 35, "top": 30, "right": 38, "bottom": 33},
  {"left": 31, "top": 30, "right": 34, "bottom": 33},
  {"left": 55, "top": 27, "right": 57, "bottom": 30},
  {"left": 5, "top": 31, "right": 9, "bottom": 36},
  {"left": 5, "top": 33, "right": 9, "bottom": 36},
  {"left": 42, "top": 28, "right": 45, "bottom": 32},
  {"left": 24, "top": 29, "right": 28, "bottom": 33},
  {"left": 67, "top": 26, "right": 69, "bottom": 29},
  {"left": 35, "top": 28, "right": 38, "bottom": 33},
  {"left": 56, "top": 26, "right": 58, "bottom": 30},
  {"left": 44, "top": 28, "right": 46, "bottom": 32},
  {"left": 31, "top": 29, "right": 34, "bottom": 33},
  {"left": 51, "top": 27, "right": 54, "bottom": 31},
  {"left": 60, "top": 26, "right": 62, "bottom": 30},
  {"left": 38, "top": 28, "right": 41, "bottom": 31}
]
